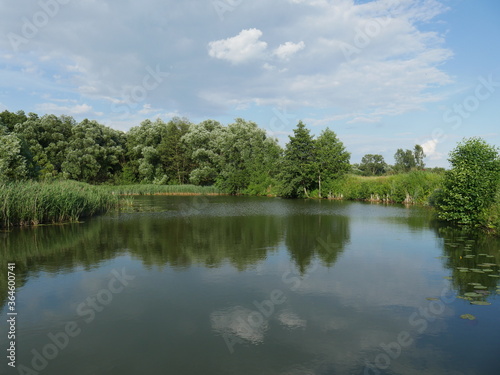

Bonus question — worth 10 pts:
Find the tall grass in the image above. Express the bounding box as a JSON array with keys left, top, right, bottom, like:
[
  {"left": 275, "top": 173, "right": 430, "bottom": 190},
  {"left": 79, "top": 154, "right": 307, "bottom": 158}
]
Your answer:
[
  {"left": 323, "top": 171, "right": 444, "bottom": 205},
  {"left": 103, "top": 184, "right": 224, "bottom": 195},
  {"left": 0, "top": 180, "right": 118, "bottom": 228}
]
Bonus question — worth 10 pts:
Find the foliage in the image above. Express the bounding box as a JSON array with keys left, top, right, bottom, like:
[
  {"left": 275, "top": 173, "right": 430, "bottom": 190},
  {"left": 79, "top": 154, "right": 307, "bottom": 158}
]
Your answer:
[
  {"left": 181, "top": 119, "right": 225, "bottom": 186},
  {"left": 0, "top": 133, "right": 37, "bottom": 181},
  {"left": 436, "top": 137, "right": 500, "bottom": 225},
  {"left": 394, "top": 144, "right": 425, "bottom": 173},
  {"left": 217, "top": 119, "right": 281, "bottom": 194},
  {"left": 325, "top": 171, "right": 443, "bottom": 204},
  {"left": 279, "top": 121, "right": 317, "bottom": 198},
  {"left": 315, "top": 128, "right": 351, "bottom": 197},
  {"left": 359, "top": 154, "right": 387, "bottom": 176}
]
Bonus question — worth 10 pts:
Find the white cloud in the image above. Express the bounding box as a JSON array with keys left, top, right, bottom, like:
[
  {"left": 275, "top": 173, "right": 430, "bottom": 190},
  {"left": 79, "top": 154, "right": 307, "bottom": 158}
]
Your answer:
[
  {"left": 208, "top": 28, "right": 268, "bottom": 64},
  {"left": 273, "top": 41, "right": 305, "bottom": 61},
  {"left": 36, "top": 103, "right": 102, "bottom": 116},
  {"left": 421, "top": 139, "right": 444, "bottom": 161},
  {"left": 0, "top": 0, "right": 455, "bottom": 131}
]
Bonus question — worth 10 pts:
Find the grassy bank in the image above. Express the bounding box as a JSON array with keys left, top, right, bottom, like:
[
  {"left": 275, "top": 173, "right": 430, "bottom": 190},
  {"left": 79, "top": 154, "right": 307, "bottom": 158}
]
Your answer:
[
  {"left": 103, "top": 184, "right": 224, "bottom": 195},
  {"left": 321, "top": 171, "right": 444, "bottom": 204},
  {"left": 0, "top": 180, "right": 118, "bottom": 228}
]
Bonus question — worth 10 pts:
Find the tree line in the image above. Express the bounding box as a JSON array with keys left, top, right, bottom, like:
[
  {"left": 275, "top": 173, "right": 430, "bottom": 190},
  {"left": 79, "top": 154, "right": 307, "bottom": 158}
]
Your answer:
[
  {"left": 2, "top": 110, "right": 500, "bottom": 229},
  {"left": 0, "top": 110, "right": 346, "bottom": 196},
  {"left": 0, "top": 110, "right": 438, "bottom": 193}
]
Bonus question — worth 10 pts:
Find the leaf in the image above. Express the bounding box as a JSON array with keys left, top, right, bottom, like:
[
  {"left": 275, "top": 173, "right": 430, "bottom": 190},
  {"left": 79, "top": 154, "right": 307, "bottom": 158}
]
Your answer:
[
  {"left": 470, "top": 301, "right": 491, "bottom": 306},
  {"left": 464, "top": 292, "right": 483, "bottom": 297},
  {"left": 460, "top": 314, "right": 476, "bottom": 320}
]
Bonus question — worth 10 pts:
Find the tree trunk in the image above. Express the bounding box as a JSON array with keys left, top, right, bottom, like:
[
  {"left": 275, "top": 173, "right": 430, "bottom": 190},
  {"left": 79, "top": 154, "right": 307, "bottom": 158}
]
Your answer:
[{"left": 318, "top": 173, "right": 321, "bottom": 199}]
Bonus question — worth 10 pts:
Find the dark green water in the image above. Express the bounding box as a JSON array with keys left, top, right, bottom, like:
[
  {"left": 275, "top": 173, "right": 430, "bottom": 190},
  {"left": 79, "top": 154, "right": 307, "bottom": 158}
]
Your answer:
[{"left": 1, "top": 196, "right": 500, "bottom": 375}]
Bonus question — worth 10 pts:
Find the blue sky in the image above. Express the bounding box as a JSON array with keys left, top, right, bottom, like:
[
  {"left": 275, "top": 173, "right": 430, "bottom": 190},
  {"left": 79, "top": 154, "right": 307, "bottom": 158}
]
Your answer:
[{"left": 1, "top": 0, "right": 499, "bottom": 167}]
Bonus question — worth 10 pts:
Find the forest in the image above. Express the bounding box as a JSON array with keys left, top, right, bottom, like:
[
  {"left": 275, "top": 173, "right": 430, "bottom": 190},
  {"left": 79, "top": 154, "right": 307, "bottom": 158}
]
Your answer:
[{"left": 0, "top": 110, "right": 499, "bottom": 231}]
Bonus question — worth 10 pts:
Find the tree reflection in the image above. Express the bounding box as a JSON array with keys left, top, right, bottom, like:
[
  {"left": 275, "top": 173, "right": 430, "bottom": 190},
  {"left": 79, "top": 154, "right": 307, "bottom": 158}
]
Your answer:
[
  {"left": 285, "top": 213, "right": 350, "bottom": 274},
  {"left": 431, "top": 223, "right": 500, "bottom": 297}
]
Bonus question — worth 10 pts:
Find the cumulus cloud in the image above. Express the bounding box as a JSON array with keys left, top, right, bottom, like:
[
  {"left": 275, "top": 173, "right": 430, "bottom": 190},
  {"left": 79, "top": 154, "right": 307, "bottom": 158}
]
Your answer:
[
  {"left": 208, "top": 28, "right": 268, "bottom": 64},
  {"left": 273, "top": 41, "right": 305, "bottom": 61},
  {"left": 421, "top": 139, "right": 444, "bottom": 161},
  {"left": 0, "top": 0, "right": 453, "bottom": 128}
]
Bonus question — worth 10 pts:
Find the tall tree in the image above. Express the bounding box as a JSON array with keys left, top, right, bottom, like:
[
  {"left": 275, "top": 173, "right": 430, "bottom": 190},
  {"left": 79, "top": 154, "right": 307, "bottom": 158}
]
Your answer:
[
  {"left": 62, "top": 119, "right": 125, "bottom": 183},
  {"left": 181, "top": 120, "right": 225, "bottom": 186},
  {"left": 279, "top": 121, "right": 317, "bottom": 198},
  {"left": 359, "top": 154, "right": 387, "bottom": 176},
  {"left": 394, "top": 148, "right": 416, "bottom": 173},
  {"left": 414, "top": 144, "right": 426, "bottom": 170},
  {"left": 157, "top": 118, "right": 192, "bottom": 184},
  {"left": 315, "top": 128, "right": 350, "bottom": 197},
  {"left": 216, "top": 118, "right": 281, "bottom": 194},
  {"left": 0, "top": 133, "right": 36, "bottom": 181}
]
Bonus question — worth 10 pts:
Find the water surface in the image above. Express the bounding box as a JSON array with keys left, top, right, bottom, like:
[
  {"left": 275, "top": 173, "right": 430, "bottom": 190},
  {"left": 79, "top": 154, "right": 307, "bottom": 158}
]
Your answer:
[{"left": 2, "top": 196, "right": 500, "bottom": 374}]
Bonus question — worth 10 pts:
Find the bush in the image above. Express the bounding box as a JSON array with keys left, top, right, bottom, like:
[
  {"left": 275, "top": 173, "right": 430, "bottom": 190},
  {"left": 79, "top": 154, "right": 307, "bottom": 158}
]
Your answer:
[{"left": 436, "top": 138, "right": 500, "bottom": 225}]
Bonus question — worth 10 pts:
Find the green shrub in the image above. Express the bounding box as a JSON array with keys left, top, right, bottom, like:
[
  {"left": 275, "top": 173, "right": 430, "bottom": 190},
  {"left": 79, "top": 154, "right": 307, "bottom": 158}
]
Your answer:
[{"left": 436, "top": 138, "right": 500, "bottom": 225}]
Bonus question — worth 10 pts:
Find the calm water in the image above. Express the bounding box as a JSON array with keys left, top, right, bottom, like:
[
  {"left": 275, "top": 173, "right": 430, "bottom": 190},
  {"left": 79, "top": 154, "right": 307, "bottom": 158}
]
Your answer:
[{"left": 1, "top": 196, "right": 500, "bottom": 375}]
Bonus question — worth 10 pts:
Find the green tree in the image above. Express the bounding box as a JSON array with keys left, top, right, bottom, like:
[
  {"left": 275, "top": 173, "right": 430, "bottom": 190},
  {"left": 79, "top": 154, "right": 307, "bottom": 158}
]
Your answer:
[
  {"left": 0, "top": 134, "right": 36, "bottom": 181},
  {"left": 394, "top": 145, "right": 425, "bottom": 173},
  {"left": 14, "top": 114, "right": 74, "bottom": 179},
  {"left": 62, "top": 119, "right": 125, "bottom": 183},
  {"left": 157, "top": 118, "right": 192, "bottom": 184},
  {"left": 216, "top": 118, "right": 281, "bottom": 194},
  {"left": 414, "top": 144, "right": 426, "bottom": 170},
  {"left": 125, "top": 119, "right": 167, "bottom": 183},
  {"left": 279, "top": 121, "right": 317, "bottom": 198},
  {"left": 315, "top": 128, "right": 350, "bottom": 197},
  {"left": 182, "top": 120, "right": 226, "bottom": 186},
  {"left": 0, "top": 110, "right": 28, "bottom": 132},
  {"left": 436, "top": 138, "right": 500, "bottom": 225},
  {"left": 359, "top": 154, "right": 387, "bottom": 176}
]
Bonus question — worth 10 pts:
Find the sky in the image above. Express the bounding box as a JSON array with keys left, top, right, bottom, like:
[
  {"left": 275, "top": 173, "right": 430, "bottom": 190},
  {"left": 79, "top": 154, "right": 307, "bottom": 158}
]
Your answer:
[{"left": 0, "top": 0, "right": 499, "bottom": 167}]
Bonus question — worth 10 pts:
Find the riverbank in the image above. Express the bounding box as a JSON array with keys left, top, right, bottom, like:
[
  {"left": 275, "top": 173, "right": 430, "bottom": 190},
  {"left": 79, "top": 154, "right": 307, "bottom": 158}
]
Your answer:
[
  {"left": 0, "top": 181, "right": 118, "bottom": 228},
  {"left": 316, "top": 171, "right": 444, "bottom": 205},
  {"left": 2, "top": 177, "right": 498, "bottom": 233}
]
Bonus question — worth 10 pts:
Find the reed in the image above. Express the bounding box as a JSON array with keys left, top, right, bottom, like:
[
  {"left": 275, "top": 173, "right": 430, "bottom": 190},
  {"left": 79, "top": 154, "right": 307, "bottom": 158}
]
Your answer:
[
  {"left": 0, "top": 180, "right": 118, "bottom": 228},
  {"left": 323, "top": 171, "right": 444, "bottom": 204}
]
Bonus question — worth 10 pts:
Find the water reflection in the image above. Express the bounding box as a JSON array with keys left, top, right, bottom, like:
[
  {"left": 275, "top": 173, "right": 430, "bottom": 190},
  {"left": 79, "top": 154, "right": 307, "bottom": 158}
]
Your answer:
[
  {"left": 1, "top": 197, "right": 499, "bottom": 375},
  {"left": 431, "top": 224, "right": 500, "bottom": 299}
]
